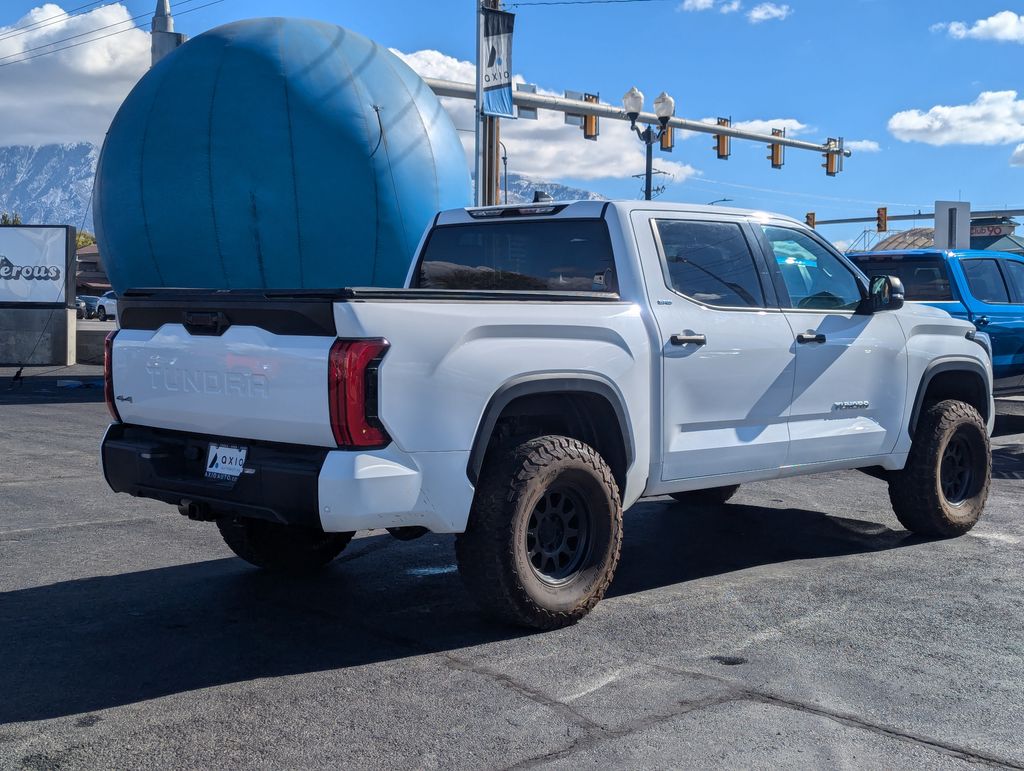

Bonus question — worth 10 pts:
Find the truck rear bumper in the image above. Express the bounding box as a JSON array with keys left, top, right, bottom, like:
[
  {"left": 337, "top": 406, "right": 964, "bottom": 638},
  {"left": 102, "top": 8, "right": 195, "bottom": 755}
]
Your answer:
[{"left": 101, "top": 424, "right": 475, "bottom": 534}]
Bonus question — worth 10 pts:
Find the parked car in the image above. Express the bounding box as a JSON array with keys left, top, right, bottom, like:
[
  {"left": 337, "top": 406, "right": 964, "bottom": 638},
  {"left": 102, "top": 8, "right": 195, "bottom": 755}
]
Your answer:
[
  {"left": 102, "top": 201, "right": 994, "bottom": 628},
  {"left": 97, "top": 290, "right": 118, "bottom": 322},
  {"left": 77, "top": 295, "right": 99, "bottom": 319},
  {"left": 850, "top": 249, "right": 1024, "bottom": 395}
]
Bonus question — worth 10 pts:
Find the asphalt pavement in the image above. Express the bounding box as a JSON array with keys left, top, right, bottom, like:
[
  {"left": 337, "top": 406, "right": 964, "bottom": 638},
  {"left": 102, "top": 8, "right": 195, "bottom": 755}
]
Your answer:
[{"left": 1, "top": 365, "right": 1022, "bottom": 769}]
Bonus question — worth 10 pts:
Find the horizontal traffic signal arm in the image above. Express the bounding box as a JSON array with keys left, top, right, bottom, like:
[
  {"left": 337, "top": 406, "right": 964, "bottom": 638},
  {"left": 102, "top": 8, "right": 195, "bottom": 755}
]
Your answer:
[{"left": 425, "top": 77, "right": 852, "bottom": 161}]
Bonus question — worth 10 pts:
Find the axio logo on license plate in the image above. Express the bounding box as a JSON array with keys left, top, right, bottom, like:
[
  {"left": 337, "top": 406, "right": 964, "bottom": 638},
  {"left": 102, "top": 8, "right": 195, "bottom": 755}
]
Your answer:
[{"left": 206, "top": 444, "right": 248, "bottom": 481}]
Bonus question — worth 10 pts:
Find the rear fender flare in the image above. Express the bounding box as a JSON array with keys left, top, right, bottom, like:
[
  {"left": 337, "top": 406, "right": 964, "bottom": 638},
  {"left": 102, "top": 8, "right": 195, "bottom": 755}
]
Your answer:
[{"left": 467, "top": 374, "right": 634, "bottom": 485}]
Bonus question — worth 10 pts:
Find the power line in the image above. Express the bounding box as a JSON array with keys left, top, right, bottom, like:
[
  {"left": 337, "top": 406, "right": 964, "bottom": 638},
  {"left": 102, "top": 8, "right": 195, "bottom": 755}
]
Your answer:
[
  {"left": 0, "top": 1, "right": 204, "bottom": 64},
  {"left": 508, "top": 0, "right": 671, "bottom": 6},
  {"left": 0, "top": 0, "right": 226, "bottom": 69},
  {"left": 0, "top": 1, "right": 114, "bottom": 44},
  {"left": 688, "top": 177, "right": 928, "bottom": 210}
]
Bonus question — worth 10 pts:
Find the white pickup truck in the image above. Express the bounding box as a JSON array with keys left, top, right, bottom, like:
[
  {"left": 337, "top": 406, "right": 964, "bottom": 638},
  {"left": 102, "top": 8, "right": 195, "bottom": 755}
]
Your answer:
[{"left": 102, "top": 201, "right": 994, "bottom": 628}]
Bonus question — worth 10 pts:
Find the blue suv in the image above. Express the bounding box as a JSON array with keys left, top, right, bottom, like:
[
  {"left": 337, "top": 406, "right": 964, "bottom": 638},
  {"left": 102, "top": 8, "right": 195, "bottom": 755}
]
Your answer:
[{"left": 850, "top": 249, "right": 1024, "bottom": 395}]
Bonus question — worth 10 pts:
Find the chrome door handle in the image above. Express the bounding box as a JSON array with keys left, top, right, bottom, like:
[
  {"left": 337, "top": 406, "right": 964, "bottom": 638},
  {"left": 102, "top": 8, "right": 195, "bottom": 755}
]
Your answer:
[
  {"left": 796, "top": 332, "right": 826, "bottom": 344},
  {"left": 670, "top": 333, "right": 707, "bottom": 346},
  {"left": 975, "top": 315, "right": 990, "bottom": 327}
]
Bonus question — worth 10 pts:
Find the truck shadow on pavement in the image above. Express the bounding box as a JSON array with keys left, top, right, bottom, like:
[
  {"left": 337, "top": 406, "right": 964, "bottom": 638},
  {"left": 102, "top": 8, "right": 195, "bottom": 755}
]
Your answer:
[
  {"left": 0, "top": 375, "right": 105, "bottom": 405},
  {"left": 0, "top": 500, "right": 926, "bottom": 725}
]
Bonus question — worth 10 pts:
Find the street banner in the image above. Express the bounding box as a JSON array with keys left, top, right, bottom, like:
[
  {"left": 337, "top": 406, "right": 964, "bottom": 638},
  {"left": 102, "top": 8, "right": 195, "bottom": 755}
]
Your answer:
[
  {"left": 0, "top": 227, "right": 70, "bottom": 305},
  {"left": 481, "top": 8, "right": 515, "bottom": 118}
]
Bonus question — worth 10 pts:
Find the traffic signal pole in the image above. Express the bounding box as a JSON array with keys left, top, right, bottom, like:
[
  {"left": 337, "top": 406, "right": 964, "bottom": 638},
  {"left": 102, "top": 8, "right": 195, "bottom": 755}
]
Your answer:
[
  {"left": 475, "top": 0, "right": 504, "bottom": 206},
  {"left": 437, "top": 77, "right": 851, "bottom": 165}
]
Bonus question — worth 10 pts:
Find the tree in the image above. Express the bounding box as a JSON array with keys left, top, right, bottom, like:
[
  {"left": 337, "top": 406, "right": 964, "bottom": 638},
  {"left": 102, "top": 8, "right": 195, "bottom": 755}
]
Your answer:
[
  {"left": 77, "top": 230, "right": 97, "bottom": 249},
  {"left": 0, "top": 212, "right": 23, "bottom": 225}
]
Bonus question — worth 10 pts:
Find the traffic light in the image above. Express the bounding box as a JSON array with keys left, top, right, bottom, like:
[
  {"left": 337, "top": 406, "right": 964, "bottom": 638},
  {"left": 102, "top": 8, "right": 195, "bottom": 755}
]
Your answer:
[
  {"left": 768, "top": 128, "right": 784, "bottom": 169},
  {"left": 582, "top": 93, "right": 599, "bottom": 141},
  {"left": 823, "top": 138, "right": 841, "bottom": 176},
  {"left": 805, "top": 212, "right": 816, "bottom": 229},
  {"left": 660, "top": 126, "right": 674, "bottom": 152},
  {"left": 876, "top": 207, "right": 888, "bottom": 232},
  {"left": 714, "top": 117, "right": 731, "bottom": 160}
]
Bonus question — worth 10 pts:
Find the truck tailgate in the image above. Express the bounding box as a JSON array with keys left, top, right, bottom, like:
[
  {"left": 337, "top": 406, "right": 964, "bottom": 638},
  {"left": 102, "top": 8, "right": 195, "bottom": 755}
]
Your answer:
[{"left": 112, "top": 324, "right": 337, "bottom": 447}]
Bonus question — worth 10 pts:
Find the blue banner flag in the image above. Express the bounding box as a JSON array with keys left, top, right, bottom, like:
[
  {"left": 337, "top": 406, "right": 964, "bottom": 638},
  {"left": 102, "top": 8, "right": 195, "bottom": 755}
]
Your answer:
[{"left": 481, "top": 9, "right": 515, "bottom": 118}]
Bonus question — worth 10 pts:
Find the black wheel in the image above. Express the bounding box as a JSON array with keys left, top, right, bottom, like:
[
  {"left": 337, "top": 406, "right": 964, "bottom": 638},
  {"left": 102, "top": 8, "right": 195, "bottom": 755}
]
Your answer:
[
  {"left": 97, "top": 306, "right": 107, "bottom": 321},
  {"left": 669, "top": 484, "right": 740, "bottom": 506},
  {"left": 456, "top": 436, "right": 622, "bottom": 629},
  {"left": 888, "top": 399, "right": 990, "bottom": 537},
  {"left": 216, "top": 516, "right": 354, "bottom": 572}
]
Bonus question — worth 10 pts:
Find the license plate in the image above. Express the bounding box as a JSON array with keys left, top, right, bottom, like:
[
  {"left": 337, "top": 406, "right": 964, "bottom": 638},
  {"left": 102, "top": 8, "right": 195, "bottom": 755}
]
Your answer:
[{"left": 205, "top": 444, "right": 248, "bottom": 481}]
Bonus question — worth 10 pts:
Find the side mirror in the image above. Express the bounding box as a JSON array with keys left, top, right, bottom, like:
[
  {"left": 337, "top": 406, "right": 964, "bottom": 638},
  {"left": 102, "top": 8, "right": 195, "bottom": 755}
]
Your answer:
[{"left": 865, "top": 275, "right": 904, "bottom": 313}]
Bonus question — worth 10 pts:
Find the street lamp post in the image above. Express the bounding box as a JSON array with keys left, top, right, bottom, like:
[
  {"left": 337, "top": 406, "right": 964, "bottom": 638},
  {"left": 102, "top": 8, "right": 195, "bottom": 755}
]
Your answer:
[
  {"left": 499, "top": 140, "right": 509, "bottom": 204},
  {"left": 623, "top": 87, "right": 675, "bottom": 201}
]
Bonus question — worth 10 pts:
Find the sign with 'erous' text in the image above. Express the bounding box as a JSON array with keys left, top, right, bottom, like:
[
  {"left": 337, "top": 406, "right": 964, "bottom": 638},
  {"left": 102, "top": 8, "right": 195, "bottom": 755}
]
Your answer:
[{"left": 0, "top": 227, "right": 70, "bottom": 305}]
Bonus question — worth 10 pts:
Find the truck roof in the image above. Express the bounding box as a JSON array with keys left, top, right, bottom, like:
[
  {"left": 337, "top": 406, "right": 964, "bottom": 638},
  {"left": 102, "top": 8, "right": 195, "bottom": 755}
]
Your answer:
[
  {"left": 848, "top": 248, "right": 1024, "bottom": 260},
  {"left": 437, "top": 199, "right": 806, "bottom": 228}
]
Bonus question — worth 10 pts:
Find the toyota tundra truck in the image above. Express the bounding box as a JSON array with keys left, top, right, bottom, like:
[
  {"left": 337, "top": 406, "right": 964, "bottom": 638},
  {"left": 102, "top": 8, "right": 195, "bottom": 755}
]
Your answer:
[{"left": 101, "top": 201, "right": 995, "bottom": 629}]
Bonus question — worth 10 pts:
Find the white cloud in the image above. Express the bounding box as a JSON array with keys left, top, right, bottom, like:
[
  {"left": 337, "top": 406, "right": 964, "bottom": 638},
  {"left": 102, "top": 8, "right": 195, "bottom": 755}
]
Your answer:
[
  {"left": 0, "top": 3, "right": 149, "bottom": 145},
  {"left": 680, "top": 0, "right": 715, "bottom": 10},
  {"left": 888, "top": 90, "right": 1024, "bottom": 146},
  {"left": 747, "top": 3, "right": 792, "bottom": 23},
  {"left": 937, "top": 11, "right": 1024, "bottom": 43},
  {"left": 684, "top": 117, "right": 806, "bottom": 137},
  {"left": 831, "top": 239, "right": 852, "bottom": 252},
  {"left": 727, "top": 117, "right": 807, "bottom": 136},
  {"left": 720, "top": 1, "right": 742, "bottom": 13},
  {"left": 846, "top": 139, "right": 881, "bottom": 153},
  {"left": 1011, "top": 144, "right": 1024, "bottom": 166},
  {"left": 395, "top": 49, "right": 700, "bottom": 184}
]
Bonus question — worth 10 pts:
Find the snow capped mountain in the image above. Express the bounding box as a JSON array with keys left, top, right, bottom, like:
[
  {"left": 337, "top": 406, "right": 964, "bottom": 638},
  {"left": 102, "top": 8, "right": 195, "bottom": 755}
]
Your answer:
[
  {"left": 502, "top": 173, "right": 604, "bottom": 205},
  {"left": 0, "top": 148, "right": 605, "bottom": 234},
  {"left": 0, "top": 143, "right": 98, "bottom": 231}
]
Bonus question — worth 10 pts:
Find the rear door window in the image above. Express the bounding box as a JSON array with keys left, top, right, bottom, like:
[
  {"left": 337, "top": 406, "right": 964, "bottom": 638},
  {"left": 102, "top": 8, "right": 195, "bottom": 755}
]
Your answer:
[
  {"left": 961, "top": 259, "right": 1010, "bottom": 304},
  {"left": 849, "top": 255, "right": 954, "bottom": 301},
  {"left": 652, "top": 220, "right": 766, "bottom": 308},
  {"left": 416, "top": 219, "right": 617, "bottom": 292},
  {"left": 1001, "top": 259, "right": 1024, "bottom": 303}
]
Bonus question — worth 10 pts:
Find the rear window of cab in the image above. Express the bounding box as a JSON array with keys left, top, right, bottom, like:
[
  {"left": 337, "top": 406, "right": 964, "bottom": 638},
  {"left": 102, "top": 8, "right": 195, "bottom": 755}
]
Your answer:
[
  {"left": 415, "top": 219, "right": 617, "bottom": 292},
  {"left": 849, "top": 253, "right": 954, "bottom": 301}
]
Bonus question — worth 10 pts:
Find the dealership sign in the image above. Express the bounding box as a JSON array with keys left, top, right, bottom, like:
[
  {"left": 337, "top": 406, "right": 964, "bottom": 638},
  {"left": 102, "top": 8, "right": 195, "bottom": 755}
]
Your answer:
[
  {"left": 0, "top": 227, "right": 68, "bottom": 304},
  {"left": 970, "top": 224, "right": 1016, "bottom": 238}
]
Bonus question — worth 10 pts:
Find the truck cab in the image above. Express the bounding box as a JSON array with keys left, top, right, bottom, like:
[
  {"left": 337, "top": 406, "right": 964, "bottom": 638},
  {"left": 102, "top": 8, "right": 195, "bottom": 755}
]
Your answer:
[{"left": 850, "top": 249, "right": 1024, "bottom": 394}]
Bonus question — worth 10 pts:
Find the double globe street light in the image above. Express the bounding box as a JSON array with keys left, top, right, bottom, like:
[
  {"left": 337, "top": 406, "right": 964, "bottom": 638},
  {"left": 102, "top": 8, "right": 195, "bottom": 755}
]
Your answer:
[{"left": 622, "top": 87, "right": 675, "bottom": 200}]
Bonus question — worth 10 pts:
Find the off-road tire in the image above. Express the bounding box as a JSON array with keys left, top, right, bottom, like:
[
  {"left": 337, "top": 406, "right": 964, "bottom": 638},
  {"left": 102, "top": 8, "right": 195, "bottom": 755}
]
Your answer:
[
  {"left": 669, "top": 484, "right": 740, "bottom": 506},
  {"left": 888, "top": 399, "right": 990, "bottom": 537},
  {"left": 216, "top": 516, "right": 354, "bottom": 572},
  {"left": 456, "top": 436, "right": 623, "bottom": 630}
]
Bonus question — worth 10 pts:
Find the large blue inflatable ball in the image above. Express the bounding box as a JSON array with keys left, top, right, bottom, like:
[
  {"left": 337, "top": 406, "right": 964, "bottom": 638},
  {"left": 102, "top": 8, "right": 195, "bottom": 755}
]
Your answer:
[{"left": 94, "top": 18, "right": 470, "bottom": 291}]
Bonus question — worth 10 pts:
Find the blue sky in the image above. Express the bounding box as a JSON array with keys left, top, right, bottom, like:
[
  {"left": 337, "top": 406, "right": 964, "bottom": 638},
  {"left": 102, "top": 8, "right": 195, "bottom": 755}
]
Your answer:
[{"left": 2, "top": 0, "right": 1023, "bottom": 245}]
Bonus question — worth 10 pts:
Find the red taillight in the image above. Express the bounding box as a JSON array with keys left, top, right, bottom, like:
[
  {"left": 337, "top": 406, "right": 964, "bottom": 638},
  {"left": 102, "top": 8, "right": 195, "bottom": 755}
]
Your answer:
[
  {"left": 328, "top": 338, "right": 390, "bottom": 448},
  {"left": 104, "top": 330, "right": 121, "bottom": 422}
]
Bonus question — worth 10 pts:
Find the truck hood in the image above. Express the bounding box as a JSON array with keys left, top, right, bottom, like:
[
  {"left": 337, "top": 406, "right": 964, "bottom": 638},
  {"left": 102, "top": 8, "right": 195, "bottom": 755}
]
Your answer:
[{"left": 897, "top": 301, "right": 973, "bottom": 329}]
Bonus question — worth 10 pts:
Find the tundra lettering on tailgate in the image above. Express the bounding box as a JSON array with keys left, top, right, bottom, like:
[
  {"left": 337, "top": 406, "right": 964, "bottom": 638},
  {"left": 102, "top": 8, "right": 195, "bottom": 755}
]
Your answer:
[{"left": 146, "top": 367, "right": 269, "bottom": 398}]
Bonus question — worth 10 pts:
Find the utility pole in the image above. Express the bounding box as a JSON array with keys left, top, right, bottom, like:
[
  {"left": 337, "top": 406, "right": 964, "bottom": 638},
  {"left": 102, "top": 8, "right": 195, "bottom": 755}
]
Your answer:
[{"left": 475, "top": 0, "right": 503, "bottom": 206}]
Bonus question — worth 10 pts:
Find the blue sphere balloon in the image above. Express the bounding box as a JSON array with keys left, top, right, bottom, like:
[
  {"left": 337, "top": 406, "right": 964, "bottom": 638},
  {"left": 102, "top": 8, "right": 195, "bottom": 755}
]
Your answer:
[{"left": 94, "top": 18, "right": 470, "bottom": 291}]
